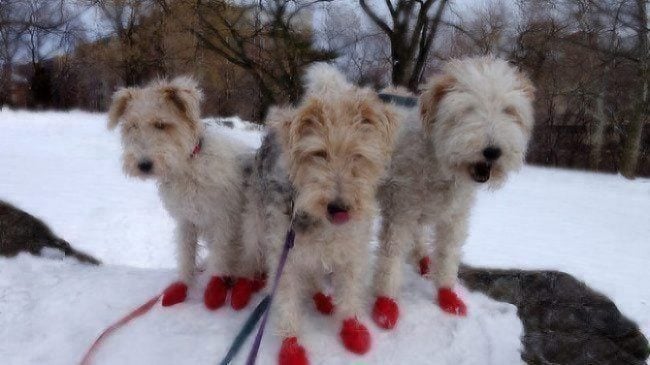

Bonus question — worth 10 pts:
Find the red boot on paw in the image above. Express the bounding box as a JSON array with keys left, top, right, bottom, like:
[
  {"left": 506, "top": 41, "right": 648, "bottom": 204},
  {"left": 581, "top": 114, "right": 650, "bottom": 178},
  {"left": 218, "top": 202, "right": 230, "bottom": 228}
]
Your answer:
[
  {"left": 252, "top": 274, "right": 267, "bottom": 292},
  {"left": 204, "top": 276, "right": 228, "bottom": 310},
  {"left": 372, "top": 296, "right": 399, "bottom": 330},
  {"left": 340, "top": 317, "right": 371, "bottom": 354},
  {"left": 231, "top": 278, "right": 254, "bottom": 310},
  {"left": 437, "top": 287, "right": 467, "bottom": 316},
  {"left": 419, "top": 256, "right": 431, "bottom": 276},
  {"left": 162, "top": 281, "right": 188, "bottom": 307},
  {"left": 278, "top": 337, "right": 309, "bottom": 365},
  {"left": 312, "top": 292, "right": 335, "bottom": 315}
]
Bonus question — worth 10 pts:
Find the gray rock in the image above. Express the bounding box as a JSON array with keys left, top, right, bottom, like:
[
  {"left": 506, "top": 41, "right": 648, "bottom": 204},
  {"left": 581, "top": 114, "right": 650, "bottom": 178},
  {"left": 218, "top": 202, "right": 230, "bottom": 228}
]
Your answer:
[
  {"left": 460, "top": 266, "right": 649, "bottom": 365},
  {"left": 0, "top": 200, "right": 100, "bottom": 265}
]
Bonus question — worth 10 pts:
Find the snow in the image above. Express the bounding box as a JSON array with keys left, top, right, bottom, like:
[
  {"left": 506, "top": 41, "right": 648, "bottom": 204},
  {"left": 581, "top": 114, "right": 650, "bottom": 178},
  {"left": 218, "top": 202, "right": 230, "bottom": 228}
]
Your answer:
[{"left": 1, "top": 109, "right": 648, "bottom": 364}]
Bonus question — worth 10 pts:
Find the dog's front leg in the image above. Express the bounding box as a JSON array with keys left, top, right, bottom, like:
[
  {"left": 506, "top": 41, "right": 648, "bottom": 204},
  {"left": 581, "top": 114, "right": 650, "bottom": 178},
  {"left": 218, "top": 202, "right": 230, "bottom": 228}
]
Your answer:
[
  {"left": 272, "top": 256, "right": 310, "bottom": 365},
  {"left": 371, "top": 219, "right": 413, "bottom": 329},
  {"left": 203, "top": 225, "right": 234, "bottom": 311},
  {"left": 332, "top": 231, "right": 372, "bottom": 355},
  {"left": 161, "top": 221, "right": 197, "bottom": 307},
  {"left": 432, "top": 211, "right": 469, "bottom": 316}
]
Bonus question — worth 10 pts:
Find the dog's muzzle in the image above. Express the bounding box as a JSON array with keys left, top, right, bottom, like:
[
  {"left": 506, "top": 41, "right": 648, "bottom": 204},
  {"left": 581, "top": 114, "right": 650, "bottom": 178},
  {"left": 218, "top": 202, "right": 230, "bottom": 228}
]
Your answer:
[
  {"left": 327, "top": 201, "right": 350, "bottom": 225},
  {"left": 470, "top": 162, "right": 491, "bottom": 183}
]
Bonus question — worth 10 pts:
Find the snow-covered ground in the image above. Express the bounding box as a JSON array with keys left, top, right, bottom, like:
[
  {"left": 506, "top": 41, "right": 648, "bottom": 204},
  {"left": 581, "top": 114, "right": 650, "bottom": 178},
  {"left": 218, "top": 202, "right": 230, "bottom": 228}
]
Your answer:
[{"left": 1, "top": 109, "right": 648, "bottom": 364}]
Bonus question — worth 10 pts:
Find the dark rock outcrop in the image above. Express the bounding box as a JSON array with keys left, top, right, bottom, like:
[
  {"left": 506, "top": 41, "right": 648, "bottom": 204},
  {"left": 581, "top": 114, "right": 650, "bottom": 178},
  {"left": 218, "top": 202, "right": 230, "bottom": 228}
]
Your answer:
[
  {"left": 0, "top": 200, "right": 100, "bottom": 265},
  {"left": 460, "top": 266, "right": 649, "bottom": 365}
]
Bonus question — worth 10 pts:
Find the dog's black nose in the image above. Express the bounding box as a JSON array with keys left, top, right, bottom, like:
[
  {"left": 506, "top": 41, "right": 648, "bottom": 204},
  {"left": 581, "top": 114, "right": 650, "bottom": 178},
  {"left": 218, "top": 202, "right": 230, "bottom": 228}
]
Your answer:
[
  {"left": 138, "top": 160, "right": 153, "bottom": 173},
  {"left": 327, "top": 201, "right": 348, "bottom": 215},
  {"left": 483, "top": 147, "right": 502, "bottom": 161}
]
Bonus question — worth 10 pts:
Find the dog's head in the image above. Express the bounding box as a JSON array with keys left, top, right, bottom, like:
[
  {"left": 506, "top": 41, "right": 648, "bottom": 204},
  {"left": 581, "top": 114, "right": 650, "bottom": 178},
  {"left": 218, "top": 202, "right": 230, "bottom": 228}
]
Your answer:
[
  {"left": 271, "top": 63, "right": 398, "bottom": 230},
  {"left": 420, "top": 56, "right": 535, "bottom": 187},
  {"left": 107, "top": 76, "right": 204, "bottom": 179}
]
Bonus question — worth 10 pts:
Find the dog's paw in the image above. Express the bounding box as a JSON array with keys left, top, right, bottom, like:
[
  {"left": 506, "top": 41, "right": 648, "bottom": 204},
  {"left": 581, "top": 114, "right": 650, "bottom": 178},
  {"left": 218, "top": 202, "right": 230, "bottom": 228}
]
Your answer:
[
  {"left": 204, "top": 276, "right": 228, "bottom": 310},
  {"left": 419, "top": 256, "right": 431, "bottom": 276},
  {"left": 278, "top": 337, "right": 309, "bottom": 365},
  {"left": 252, "top": 273, "right": 267, "bottom": 292},
  {"left": 231, "top": 278, "right": 254, "bottom": 310},
  {"left": 340, "top": 317, "right": 371, "bottom": 354},
  {"left": 372, "top": 296, "right": 399, "bottom": 330},
  {"left": 437, "top": 287, "right": 467, "bottom": 316},
  {"left": 161, "top": 281, "right": 188, "bottom": 307},
  {"left": 312, "top": 292, "right": 335, "bottom": 315}
]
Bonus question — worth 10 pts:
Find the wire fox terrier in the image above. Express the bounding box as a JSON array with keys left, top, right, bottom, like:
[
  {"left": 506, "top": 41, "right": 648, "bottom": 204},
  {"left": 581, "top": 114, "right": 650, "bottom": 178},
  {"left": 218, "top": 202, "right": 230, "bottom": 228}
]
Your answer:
[
  {"left": 240, "top": 63, "right": 398, "bottom": 364},
  {"left": 108, "top": 76, "right": 260, "bottom": 311},
  {"left": 372, "top": 57, "right": 536, "bottom": 329}
]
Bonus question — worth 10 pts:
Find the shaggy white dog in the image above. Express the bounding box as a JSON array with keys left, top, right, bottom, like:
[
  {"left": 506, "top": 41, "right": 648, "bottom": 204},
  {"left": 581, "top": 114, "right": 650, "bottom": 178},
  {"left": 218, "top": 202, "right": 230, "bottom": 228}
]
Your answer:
[
  {"left": 372, "top": 57, "right": 535, "bottom": 329},
  {"left": 240, "top": 63, "right": 398, "bottom": 364},
  {"left": 108, "top": 76, "right": 258, "bottom": 310}
]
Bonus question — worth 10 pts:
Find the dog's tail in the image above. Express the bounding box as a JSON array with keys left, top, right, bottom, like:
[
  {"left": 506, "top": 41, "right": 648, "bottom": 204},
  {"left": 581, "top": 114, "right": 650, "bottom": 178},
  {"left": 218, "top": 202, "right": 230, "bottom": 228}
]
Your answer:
[
  {"left": 303, "top": 62, "right": 350, "bottom": 96},
  {"left": 49, "top": 239, "right": 101, "bottom": 265}
]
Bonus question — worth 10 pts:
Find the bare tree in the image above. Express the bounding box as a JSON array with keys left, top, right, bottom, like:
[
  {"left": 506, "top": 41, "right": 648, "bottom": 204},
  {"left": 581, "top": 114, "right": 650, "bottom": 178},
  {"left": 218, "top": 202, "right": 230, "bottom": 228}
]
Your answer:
[
  {"left": 618, "top": 0, "right": 648, "bottom": 178},
  {"left": 359, "top": 0, "right": 450, "bottom": 90},
  {"left": 192, "top": 0, "right": 336, "bottom": 118},
  {"left": 0, "top": 0, "right": 82, "bottom": 107}
]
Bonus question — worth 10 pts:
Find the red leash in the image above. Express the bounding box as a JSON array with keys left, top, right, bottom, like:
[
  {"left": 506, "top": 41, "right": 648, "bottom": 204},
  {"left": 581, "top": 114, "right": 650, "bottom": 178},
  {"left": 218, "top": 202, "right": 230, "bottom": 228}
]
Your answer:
[{"left": 80, "top": 294, "right": 161, "bottom": 365}]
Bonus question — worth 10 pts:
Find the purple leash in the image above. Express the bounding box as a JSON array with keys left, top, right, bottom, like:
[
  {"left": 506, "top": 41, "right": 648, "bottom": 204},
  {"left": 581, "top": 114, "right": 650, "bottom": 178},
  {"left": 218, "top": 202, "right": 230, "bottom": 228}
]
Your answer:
[{"left": 245, "top": 228, "right": 295, "bottom": 365}]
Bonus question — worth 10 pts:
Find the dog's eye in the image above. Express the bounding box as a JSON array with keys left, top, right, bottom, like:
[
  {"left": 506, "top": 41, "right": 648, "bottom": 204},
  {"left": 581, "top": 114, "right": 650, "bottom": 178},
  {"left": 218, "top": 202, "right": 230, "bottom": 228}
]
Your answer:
[
  {"left": 311, "top": 150, "right": 328, "bottom": 160},
  {"left": 361, "top": 118, "right": 375, "bottom": 126},
  {"left": 503, "top": 106, "right": 518, "bottom": 118},
  {"left": 153, "top": 121, "right": 169, "bottom": 130}
]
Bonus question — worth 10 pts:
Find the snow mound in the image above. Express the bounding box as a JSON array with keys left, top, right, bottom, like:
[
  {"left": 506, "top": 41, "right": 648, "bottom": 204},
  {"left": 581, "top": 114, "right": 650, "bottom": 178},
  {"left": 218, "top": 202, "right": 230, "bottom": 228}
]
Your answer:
[{"left": 0, "top": 255, "right": 523, "bottom": 365}]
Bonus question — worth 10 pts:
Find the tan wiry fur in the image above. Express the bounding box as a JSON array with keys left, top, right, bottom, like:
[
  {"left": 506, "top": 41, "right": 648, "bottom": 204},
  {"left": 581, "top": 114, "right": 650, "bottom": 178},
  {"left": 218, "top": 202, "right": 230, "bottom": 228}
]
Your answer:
[
  {"left": 373, "top": 57, "right": 535, "bottom": 313},
  {"left": 108, "top": 76, "right": 252, "bottom": 289},
  {"left": 241, "top": 63, "right": 398, "bottom": 349}
]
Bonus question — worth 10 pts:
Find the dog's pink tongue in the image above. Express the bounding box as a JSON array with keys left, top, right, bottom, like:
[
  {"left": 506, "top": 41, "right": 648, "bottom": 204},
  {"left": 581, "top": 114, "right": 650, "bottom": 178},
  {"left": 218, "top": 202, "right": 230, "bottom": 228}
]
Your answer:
[{"left": 331, "top": 211, "right": 350, "bottom": 224}]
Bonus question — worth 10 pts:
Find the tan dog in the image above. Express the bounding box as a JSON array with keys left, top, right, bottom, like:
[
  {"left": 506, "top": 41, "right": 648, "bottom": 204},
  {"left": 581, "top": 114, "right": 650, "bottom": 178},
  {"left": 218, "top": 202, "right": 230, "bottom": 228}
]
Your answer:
[
  {"left": 108, "top": 76, "right": 259, "bottom": 311},
  {"left": 240, "top": 63, "right": 398, "bottom": 364},
  {"left": 373, "top": 57, "right": 535, "bottom": 329}
]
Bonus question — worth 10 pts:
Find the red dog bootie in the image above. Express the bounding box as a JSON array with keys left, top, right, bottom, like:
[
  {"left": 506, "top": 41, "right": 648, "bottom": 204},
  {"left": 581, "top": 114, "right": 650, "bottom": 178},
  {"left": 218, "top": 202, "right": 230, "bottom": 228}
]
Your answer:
[
  {"left": 437, "top": 287, "right": 467, "bottom": 316},
  {"left": 278, "top": 337, "right": 309, "bottom": 365},
  {"left": 372, "top": 296, "right": 399, "bottom": 330},
  {"left": 231, "top": 278, "right": 254, "bottom": 310},
  {"left": 419, "top": 256, "right": 431, "bottom": 276},
  {"left": 312, "top": 292, "right": 335, "bottom": 315},
  {"left": 162, "top": 281, "right": 188, "bottom": 307},
  {"left": 204, "top": 276, "right": 228, "bottom": 310},
  {"left": 340, "top": 317, "right": 371, "bottom": 354}
]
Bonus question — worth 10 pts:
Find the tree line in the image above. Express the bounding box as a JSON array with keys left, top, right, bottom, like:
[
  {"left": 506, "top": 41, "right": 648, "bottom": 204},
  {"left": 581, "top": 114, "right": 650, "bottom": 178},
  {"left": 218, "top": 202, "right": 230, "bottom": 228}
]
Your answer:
[{"left": 0, "top": 0, "right": 647, "bottom": 177}]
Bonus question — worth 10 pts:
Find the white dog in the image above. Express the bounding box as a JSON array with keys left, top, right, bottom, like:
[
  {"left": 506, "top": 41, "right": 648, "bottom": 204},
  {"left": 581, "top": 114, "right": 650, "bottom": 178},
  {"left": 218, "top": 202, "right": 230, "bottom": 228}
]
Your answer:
[
  {"left": 372, "top": 57, "right": 535, "bottom": 329},
  {"left": 108, "top": 76, "right": 260, "bottom": 311},
  {"left": 240, "top": 64, "right": 398, "bottom": 364}
]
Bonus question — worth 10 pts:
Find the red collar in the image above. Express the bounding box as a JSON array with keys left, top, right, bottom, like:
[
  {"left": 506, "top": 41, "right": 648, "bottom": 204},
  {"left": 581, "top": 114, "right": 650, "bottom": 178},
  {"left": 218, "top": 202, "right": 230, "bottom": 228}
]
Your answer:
[{"left": 190, "top": 138, "right": 202, "bottom": 159}]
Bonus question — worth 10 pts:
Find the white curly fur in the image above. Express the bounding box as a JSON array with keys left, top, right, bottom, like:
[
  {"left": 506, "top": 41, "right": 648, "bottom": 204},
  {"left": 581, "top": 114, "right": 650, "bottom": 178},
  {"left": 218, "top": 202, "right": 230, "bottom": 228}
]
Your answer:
[
  {"left": 374, "top": 57, "right": 535, "bottom": 310},
  {"left": 108, "top": 76, "right": 253, "bottom": 287},
  {"left": 240, "top": 64, "right": 398, "bottom": 348}
]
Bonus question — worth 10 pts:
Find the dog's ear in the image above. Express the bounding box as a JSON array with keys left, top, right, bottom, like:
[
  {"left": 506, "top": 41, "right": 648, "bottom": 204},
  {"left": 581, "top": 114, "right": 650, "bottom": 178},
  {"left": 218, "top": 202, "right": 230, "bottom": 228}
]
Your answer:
[
  {"left": 107, "top": 88, "right": 133, "bottom": 130},
  {"left": 292, "top": 99, "right": 325, "bottom": 140},
  {"left": 162, "top": 76, "right": 204, "bottom": 125},
  {"left": 419, "top": 74, "right": 456, "bottom": 134}
]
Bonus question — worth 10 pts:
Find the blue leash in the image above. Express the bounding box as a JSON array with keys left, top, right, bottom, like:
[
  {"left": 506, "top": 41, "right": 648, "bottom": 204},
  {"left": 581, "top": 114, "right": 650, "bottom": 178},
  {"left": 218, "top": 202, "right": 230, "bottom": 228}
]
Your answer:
[
  {"left": 218, "top": 228, "right": 295, "bottom": 365},
  {"left": 219, "top": 296, "right": 270, "bottom": 365}
]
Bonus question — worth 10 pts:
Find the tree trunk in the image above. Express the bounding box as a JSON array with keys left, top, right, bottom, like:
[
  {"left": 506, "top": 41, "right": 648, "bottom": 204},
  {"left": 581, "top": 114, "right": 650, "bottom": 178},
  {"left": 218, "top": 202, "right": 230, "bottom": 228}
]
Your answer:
[
  {"left": 391, "top": 42, "right": 412, "bottom": 87},
  {"left": 620, "top": 0, "right": 648, "bottom": 179},
  {"left": 590, "top": 92, "right": 607, "bottom": 170}
]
